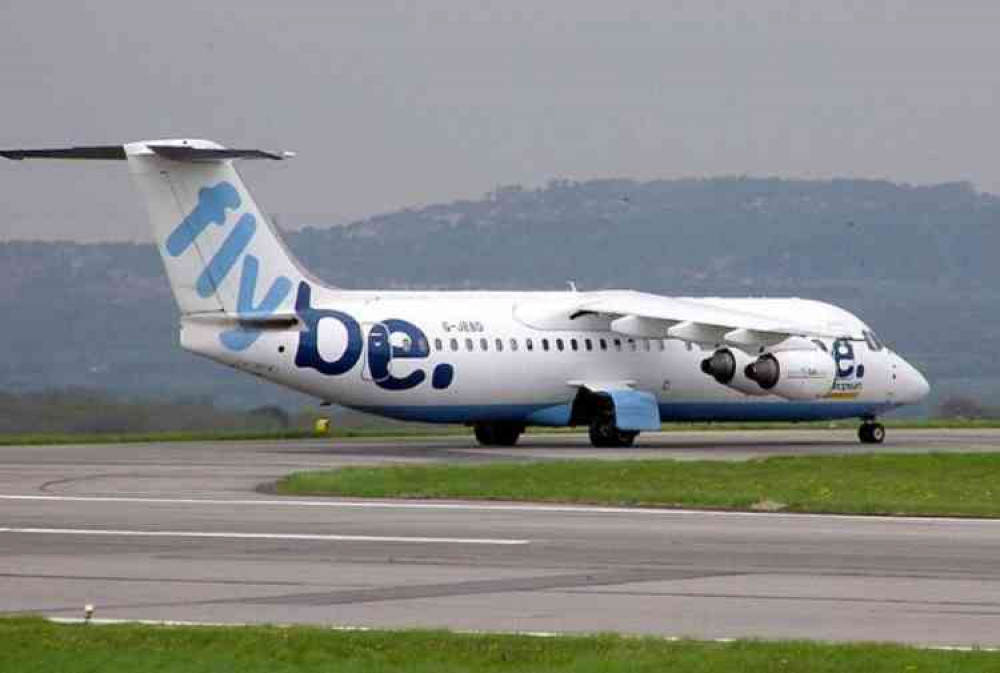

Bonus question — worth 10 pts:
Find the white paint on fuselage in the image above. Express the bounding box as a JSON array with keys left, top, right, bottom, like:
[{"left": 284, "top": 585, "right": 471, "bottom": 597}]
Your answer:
[{"left": 182, "top": 288, "right": 897, "bottom": 424}]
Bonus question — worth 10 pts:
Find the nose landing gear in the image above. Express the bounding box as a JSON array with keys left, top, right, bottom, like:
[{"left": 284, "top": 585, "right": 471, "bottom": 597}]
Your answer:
[{"left": 858, "top": 421, "right": 886, "bottom": 444}]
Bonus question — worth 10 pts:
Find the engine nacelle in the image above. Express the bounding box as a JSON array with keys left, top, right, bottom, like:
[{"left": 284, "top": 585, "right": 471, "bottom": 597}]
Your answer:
[
  {"left": 744, "top": 349, "right": 836, "bottom": 400},
  {"left": 700, "top": 348, "right": 770, "bottom": 396}
]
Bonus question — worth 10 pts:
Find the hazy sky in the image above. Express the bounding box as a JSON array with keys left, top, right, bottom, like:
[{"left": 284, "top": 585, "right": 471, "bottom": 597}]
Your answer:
[{"left": 1, "top": 0, "right": 998, "bottom": 241}]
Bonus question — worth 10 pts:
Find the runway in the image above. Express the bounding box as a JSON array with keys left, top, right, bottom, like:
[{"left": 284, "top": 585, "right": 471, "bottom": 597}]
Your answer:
[{"left": 2, "top": 429, "right": 1000, "bottom": 645}]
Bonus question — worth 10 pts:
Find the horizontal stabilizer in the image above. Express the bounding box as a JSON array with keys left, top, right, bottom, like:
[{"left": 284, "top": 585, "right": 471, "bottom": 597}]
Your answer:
[
  {"left": 1, "top": 144, "right": 291, "bottom": 162},
  {"left": 184, "top": 312, "right": 299, "bottom": 328},
  {"left": 146, "top": 145, "right": 290, "bottom": 162},
  {"left": 0, "top": 146, "right": 127, "bottom": 160}
]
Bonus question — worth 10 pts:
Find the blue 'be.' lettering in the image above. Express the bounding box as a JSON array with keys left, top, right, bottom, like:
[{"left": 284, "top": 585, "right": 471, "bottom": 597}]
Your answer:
[
  {"left": 833, "top": 339, "right": 864, "bottom": 380},
  {"left": 294, "top": 282, "right": 453, "bottom": 390}
]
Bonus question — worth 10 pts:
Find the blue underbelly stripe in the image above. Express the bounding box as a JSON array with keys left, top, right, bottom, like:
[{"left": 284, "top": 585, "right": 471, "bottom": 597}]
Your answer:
[{"left": 349, "top": 401, "right": 895, "bottom": 425}]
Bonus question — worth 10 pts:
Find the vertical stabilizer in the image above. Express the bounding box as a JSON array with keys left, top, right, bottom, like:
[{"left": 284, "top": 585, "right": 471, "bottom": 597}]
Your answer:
[{"left": 124, "top": 139, "right": 305, "bottom": 318}]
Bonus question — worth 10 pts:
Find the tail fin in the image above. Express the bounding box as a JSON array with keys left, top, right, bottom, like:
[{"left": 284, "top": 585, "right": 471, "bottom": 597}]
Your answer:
[
  {"left": 123, "top": 139, "right": 304, "bottom": 318},
  {"left": 2, "top": 139, "right": 308, "bottom": 321}
]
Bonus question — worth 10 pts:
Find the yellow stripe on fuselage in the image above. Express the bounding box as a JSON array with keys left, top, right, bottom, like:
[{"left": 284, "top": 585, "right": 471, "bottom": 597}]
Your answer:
[{"left": 826, "top": 391, "right": 861, "bottom": 400}]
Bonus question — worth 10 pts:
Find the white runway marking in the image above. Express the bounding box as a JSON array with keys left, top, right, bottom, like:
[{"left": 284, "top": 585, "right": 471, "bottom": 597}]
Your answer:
[
  {"left": 1, "top": 493, "right": 997, "bottom": 525},
  {"left": 0, "top": 526, "right": 528, "bottom": 546}
]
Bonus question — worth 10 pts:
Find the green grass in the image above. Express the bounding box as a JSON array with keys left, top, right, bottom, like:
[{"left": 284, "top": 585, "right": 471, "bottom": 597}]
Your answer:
[
  {"left": 0, "top": 426, "right": 470, "bottom": 446},
  {"left": 2, "top": 418, "right": 999, "bottom": 447},
  {"left": 1, "top": 617, "right": 996, "bottom": 673},
  {"left": 277, "top": 452, "right": 1000, "bottom": 517}
]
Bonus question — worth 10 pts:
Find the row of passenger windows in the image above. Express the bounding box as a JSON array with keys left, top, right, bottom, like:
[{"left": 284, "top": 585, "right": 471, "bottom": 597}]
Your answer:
[{"left": 432, "top": 336, "right": 670, "bottom": 354}]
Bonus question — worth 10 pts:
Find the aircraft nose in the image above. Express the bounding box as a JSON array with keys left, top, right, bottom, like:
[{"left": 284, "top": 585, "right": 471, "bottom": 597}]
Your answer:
[{"left": 896, "top": 357, "right": 931, "bottom": 404}]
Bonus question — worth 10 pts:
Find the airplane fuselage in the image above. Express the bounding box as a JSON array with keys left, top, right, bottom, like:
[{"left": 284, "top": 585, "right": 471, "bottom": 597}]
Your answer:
[{"left": 183, "top": 286, "right": 919, "bottom": 426}]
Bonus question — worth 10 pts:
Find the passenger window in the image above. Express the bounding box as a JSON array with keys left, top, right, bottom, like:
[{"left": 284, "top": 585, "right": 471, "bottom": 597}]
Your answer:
[
  {"left": 556, "top": 338, "right": 565, "bottom": 351},
  {"left": 643, "top": 339, "right": 651, "bottom": 352},
  {"left": 658, "top": 339, "right": 666, "bottom": 351},
  {"left": 526, "top": 338, "right": 534, "bottom": 351},
  {"left": 585, "top": 338, "right": 593, "bottom": 351},
  {"left": 510, "top": 338, "right": 518, "bottom": 352},
  {"left": 570, "top": 338, "right": 579, "bottom": 351},
  {"left": 600, "top": 338, "right": 608, "bottom": 351},
  {"left": 628, "top": 339, "right": 637, "bottom": 352},
  {"left": 480, "top": 337, "right": 489, "bottom": 351},
  {"left": 450, "top": 338, "right": 459, "bottom": 352},
  {"left": 465, "top": 338, "right": 474, "bottom": 352},
  {"left": 434, "top": 338, "right": 443, "bottom": 352},
  {"left": 495, "top": 338, "right": 503, "bottom": 352},
  {"left": 614, "top": 338, "right": 622, "bottom": 352},
  {"left": 542, "top": 339, "right": 550, "bottom": 352}
]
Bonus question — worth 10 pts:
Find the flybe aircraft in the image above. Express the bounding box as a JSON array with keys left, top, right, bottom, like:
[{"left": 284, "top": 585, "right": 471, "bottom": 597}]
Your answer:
[{"left": 2, "top": 139, "right": 930, "bottom": 447}]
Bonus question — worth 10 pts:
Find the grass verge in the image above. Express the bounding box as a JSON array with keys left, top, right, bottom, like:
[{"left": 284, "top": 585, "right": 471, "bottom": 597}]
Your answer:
[
  {"left": 0, "top": 426, "right": 469, "bottom": 446},
  {"left": 1, "top": 617, "right": 996, "bottom": 673},
  {"left": 2, "top": 418, "right": 1000, "bottom": 447},
  {"left": 277, "top": 452, "right": 1000, "bottom": 517}
]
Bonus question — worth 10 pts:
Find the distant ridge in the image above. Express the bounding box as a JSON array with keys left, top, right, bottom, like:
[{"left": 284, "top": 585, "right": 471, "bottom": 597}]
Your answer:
[{"left": 2, "top": 177, "right": 997, "bottom": 411}]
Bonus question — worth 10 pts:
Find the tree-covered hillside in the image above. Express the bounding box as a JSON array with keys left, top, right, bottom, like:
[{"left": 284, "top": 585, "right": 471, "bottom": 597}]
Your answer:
[{"left": 2, "top": 177, "right": 997, "bottom": 414}]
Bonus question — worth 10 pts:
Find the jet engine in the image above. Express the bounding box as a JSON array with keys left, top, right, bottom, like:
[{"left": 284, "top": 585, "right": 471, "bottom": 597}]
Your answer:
[
  {"left": 700, "top": 348, "right": 770, "bottom": 396},
  {"left": 743, "top": 349, "right": 836, "bottom": 400}
]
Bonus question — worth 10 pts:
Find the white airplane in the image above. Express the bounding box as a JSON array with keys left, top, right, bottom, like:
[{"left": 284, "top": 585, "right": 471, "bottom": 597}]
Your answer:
[{"left": 2, "top": 139, "right": 930, "bottom": 446}]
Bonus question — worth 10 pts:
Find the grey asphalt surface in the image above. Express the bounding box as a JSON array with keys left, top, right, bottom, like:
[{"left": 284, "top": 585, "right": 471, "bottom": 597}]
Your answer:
[{"left": 2, "top": 429, "right": 1000, "bottom": 645}]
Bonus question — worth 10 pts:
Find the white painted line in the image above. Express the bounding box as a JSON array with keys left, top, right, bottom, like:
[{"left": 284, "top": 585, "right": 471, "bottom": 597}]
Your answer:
[
  {"left": 0, "top": 526, "right": 528, "bottom": 546},
  {"left": 42, "top": 617, "right": 1000, "bottom": 651},
  {"left": 1, "top": 493, "right": 997, "bottom": 525}
]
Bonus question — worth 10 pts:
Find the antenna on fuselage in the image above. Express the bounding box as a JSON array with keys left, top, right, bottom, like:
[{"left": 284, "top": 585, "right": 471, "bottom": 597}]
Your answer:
[{"left": 567, "top": 280, "right": 578, "bottom": 292}]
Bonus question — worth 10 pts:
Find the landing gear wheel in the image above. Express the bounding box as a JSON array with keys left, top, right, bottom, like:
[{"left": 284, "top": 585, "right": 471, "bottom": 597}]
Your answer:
[
  {"left": 858, "top": 422, "right": 885, "bottom": 444},
  {"left": 588, "top": 420, "right": 638, "bottom": 448},
  {"left": 474, "top": 424, "right": 493, "bottom": 445},
  {"left": 473, "top": 422, "right": 523, "bottom": 447}
]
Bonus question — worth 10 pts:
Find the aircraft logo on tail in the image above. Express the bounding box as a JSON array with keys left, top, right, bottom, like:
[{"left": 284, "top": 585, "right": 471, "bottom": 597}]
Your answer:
[{"left": 167, "top": 181, "right": 292, "bottom": 351}]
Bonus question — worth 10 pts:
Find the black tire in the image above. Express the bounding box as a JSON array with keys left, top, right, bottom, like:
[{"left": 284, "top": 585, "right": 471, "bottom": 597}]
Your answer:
[
  {"left": 491, "top": 423, "right": 522, "bottom": 447},
  {"left": 474, "top": 423, "right": 494, "bottom": 446},
  {"left": 616, "top": 430, "right": 638, "bottom": 448},
  {"left": 870, "top": 423, "right": 886, "bottom": 444},
  {"left": 589, "top": 419, "right": 615, "bottom": 448},
  {"left": 858, "top": 422, "right": 886, "bottom": 444},
  {"left": 474, "top": 422, "right": 523, "bottom": 447},
  {"left": 589, "top": 420, "right": 638, "bottom": 448}
]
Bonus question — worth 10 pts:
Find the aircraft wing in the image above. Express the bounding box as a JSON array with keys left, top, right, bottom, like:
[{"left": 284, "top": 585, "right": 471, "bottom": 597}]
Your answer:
[{"left": 572, "top": 291, "right": 842, "bottom": 347}]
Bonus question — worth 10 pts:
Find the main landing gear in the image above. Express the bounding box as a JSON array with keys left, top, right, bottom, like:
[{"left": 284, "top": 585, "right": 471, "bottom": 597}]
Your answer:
[
  {"left": 858, "top": 420, "right": 886, "bottom": 444},
  {"left": 589, "top": 418, "right": 638, "bottom": 448},
  {"left": 473, "top": 422, "right": 524, "bottom": 447}
]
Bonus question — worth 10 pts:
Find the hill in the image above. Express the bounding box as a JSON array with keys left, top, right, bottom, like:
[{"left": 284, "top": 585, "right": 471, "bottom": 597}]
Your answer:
[{"left": 2, "top": 176, "right": 998, "bottom": 415}]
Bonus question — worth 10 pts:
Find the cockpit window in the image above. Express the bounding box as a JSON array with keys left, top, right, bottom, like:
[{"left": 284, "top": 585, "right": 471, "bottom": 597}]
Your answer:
[
  {"left": 863, "top": 330, "right": 884, "bottom": 352},
  {"left": 811, "top": 339, "right": 828, "bottom": 353}
]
